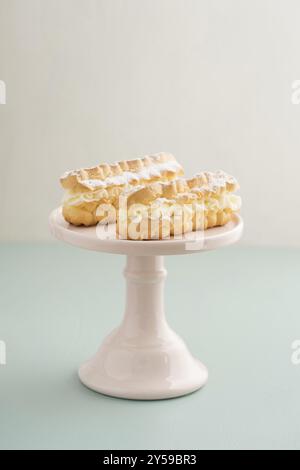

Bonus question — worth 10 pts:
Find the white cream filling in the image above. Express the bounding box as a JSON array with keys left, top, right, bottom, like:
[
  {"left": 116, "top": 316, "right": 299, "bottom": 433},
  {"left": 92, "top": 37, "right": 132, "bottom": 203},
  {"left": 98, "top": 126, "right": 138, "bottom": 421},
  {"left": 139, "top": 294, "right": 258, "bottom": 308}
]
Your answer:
[
  {"left": 64, "top": 186, "right": 241, "bottom": 216},
  {"left": 62, "top": 189, "right": 106, "bottom": 206}
]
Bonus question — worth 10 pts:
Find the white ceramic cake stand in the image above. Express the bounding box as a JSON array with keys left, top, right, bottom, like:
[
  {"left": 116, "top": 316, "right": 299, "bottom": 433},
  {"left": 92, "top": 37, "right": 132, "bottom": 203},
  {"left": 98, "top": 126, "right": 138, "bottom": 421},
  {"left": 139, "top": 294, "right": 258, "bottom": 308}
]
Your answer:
[{"left": 49, "top": 208, "right": 243, "bottom": 400}]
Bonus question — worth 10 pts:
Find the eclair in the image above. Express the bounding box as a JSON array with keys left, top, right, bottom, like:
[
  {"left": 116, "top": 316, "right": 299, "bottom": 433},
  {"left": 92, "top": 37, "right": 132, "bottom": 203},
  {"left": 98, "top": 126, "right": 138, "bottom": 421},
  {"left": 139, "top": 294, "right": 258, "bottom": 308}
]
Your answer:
[
  {"left": 116, "top": 170, "right": 241, "bottom": 240},
  {"left": 60, "top": 153, "right": 184, "bottom": 226}
]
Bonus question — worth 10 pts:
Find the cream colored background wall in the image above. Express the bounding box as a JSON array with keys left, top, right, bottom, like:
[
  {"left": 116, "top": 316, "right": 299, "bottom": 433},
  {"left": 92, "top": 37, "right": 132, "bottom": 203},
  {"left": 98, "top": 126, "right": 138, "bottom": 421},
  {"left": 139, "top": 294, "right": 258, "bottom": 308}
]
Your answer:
[{"left": 0, "top": 0, "right": 299, "bottom": 245}]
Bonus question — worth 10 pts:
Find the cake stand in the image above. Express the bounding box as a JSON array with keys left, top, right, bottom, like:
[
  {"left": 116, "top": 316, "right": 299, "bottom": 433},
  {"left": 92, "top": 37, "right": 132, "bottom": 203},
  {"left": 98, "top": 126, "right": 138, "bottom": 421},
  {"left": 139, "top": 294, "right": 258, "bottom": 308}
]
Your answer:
[{"left": 49, "top": 208, "right": 243, "bottom": 400}]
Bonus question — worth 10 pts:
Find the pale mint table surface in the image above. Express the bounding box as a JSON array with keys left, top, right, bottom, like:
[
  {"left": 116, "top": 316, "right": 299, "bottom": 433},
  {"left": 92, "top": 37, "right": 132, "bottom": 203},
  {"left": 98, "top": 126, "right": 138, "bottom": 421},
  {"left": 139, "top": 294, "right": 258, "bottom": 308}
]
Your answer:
[{"left": 0, "top": 243, "right": 300, "bottom": 450}]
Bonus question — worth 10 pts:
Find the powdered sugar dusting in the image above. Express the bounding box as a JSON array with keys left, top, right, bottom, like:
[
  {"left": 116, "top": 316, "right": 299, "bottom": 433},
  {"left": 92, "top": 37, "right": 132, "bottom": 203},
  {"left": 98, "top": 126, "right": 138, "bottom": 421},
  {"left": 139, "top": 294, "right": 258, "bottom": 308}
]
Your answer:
[{"left": 81, "top": 161, "right": 182, "bottom": 189}]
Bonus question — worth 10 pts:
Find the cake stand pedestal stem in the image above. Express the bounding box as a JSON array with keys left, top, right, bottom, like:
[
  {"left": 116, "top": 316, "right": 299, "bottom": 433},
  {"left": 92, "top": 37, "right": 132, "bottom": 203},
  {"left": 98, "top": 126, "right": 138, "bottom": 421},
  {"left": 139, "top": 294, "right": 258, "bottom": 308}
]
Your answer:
[{"left": 122, "top": 256, "right": 168, "bottom": 338}]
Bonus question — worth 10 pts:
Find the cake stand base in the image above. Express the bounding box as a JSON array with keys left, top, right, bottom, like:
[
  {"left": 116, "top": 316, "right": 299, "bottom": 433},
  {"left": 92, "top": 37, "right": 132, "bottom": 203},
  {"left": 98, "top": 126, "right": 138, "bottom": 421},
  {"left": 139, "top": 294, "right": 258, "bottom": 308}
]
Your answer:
[{"left": 79, "top": 256, "right": 208, "bottom": 400}]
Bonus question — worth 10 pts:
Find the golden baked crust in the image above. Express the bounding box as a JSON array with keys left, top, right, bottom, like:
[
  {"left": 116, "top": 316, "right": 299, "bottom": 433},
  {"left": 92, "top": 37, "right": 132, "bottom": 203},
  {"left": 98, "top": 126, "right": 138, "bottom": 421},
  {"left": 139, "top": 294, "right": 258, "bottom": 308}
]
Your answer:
[
  {"left": 60, "top": 152, "right": 183, "bottom": 192},
  {"left": 61, "top": 153, "right": 184, "bottom": 226},
  {"left": 124, "top": 170, "right": 238, "bottom": 206},
  {"left": 116, "top": 170, "right": 241, "bottom": 240}
]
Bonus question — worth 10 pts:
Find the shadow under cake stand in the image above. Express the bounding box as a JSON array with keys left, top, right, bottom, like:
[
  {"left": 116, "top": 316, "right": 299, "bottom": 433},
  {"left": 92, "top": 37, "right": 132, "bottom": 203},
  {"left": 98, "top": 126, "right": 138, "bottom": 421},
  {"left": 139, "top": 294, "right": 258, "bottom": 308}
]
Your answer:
[{"left": 49, "top": 208, "right": 243, "bottom": 400}]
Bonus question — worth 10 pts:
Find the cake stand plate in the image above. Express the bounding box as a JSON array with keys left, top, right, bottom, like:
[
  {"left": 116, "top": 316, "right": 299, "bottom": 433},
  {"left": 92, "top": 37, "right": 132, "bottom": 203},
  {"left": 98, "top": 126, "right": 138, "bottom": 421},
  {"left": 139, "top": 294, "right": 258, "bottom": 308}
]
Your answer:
[{"left": 49, "top": 208, "right": 243, "bottom": 400}]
